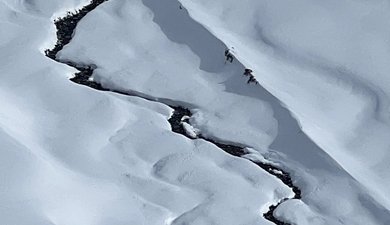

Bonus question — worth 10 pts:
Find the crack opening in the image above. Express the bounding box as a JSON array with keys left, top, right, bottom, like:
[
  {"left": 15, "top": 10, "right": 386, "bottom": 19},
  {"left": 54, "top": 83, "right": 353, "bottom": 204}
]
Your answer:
[{"left": 44, "top": 1, "right": 302, "bottom": 224}]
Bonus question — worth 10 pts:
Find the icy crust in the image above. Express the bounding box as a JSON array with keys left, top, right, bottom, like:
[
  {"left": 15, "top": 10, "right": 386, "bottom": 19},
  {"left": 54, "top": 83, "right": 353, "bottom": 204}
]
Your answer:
[
  {"left": 0, "top": 1, "right": 294, "bottom": 225},
  {"left": 178, "top": 0, "right": 390, "bottom": 210}
]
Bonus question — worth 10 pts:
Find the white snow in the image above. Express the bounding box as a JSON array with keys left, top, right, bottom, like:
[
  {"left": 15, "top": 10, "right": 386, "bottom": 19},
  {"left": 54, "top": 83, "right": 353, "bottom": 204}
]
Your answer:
[
  {"left": 1, "top": 0, "right": 390, "bottom": 224},
  {"left": 182, "top": 122, "right": 199, "bottom": 138},
  {"left": 178, "top": 0, "right": 390, "bottom": 211},
  {"left": 274, "top": 199, "right": 326, "bottom": 225},
  {"left": 0, "top": 1, "right": 290, "bottom": 225}
]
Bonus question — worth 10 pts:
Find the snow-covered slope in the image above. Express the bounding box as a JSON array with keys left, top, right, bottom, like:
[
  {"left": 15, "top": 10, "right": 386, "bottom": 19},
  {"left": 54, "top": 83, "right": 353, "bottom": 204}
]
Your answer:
[
  {"left": 1, "top": 1, "right": 291, "bottom": 224},
  {"left": 1, "top": 0, "right": 390, "bottom": 224},
  {"left": 178, "top": 0, "right": 390, "bottom": 210}
]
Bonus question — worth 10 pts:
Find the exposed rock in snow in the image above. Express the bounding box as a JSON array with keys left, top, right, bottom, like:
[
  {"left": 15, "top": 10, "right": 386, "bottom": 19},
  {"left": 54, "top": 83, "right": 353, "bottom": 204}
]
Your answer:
[{"left": 1, "top": 0, "right": 390, "bottom": 224}]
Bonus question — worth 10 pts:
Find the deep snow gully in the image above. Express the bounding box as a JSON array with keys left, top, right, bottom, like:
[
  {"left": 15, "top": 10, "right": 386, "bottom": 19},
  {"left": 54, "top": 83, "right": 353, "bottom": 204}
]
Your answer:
[{"left": 44, "top": 1, "right": 302, "bottom": 224}]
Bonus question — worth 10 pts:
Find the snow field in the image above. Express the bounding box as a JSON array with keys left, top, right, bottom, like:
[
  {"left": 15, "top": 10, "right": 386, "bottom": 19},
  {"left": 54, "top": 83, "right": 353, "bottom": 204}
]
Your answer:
[{"left": 1, "top": 0, "right": 390, "bottom": 224}]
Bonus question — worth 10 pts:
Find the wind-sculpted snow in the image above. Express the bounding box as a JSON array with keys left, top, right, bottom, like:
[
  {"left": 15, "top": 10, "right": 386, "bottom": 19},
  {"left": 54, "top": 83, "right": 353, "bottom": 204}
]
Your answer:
[
  {"left": 2, "top": 0, "right": 390, "bottom": 224},
  {"left": 46, "top": 2, "right": 300, "bottom": 222},
  {"left": 0, "top": 1, "right": 293, "bottom": 225},
  {"left": 57, "top": 0, "right": 390, "bottom": 224},
  {"left": 178, "top": 0, "right": 390, "bottom": 210},
  {"left": 169, "top": 107, "right": 302, "bottom": 225},
  {"left": 58, "top": 1, "right": 278, "bottom": 150}
]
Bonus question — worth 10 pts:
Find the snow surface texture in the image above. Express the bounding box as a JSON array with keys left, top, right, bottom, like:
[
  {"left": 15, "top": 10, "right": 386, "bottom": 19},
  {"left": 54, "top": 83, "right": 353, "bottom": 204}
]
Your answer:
[
  {"left": 1, "top": 0, "right": 390, "bottom": 224},
  {"left": 177, "top": 0, "right": 390, "bottom": 211},
  {"left": 1, "top": 1, "right": 291, "bottom": 225}
]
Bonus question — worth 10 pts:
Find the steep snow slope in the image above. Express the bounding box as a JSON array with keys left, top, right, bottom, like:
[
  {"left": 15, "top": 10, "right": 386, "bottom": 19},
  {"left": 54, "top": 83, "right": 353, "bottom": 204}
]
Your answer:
[
  {"left": 57, "top": 0, "right": 390, "bottom": 224},
  {"left": 0, "top": 1, "right": 294, "bottom": 225},
  {"left": 178, "top": 0, "right": 390, "bottom": 210},
  {"left": 2, "top": 0, "right": 390, "bottom": 224}
]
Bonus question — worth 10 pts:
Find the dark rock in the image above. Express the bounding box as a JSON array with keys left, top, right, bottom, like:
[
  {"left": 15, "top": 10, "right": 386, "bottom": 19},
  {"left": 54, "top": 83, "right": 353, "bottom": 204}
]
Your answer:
[{"left": 44, "top": 1, "right": 302, "bottom": 224}]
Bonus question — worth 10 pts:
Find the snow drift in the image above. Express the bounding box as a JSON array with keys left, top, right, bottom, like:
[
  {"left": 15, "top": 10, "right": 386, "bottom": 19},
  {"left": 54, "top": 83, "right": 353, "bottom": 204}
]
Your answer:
[{"left": 1, "top": 0, "right": 390, "bottom": 224}]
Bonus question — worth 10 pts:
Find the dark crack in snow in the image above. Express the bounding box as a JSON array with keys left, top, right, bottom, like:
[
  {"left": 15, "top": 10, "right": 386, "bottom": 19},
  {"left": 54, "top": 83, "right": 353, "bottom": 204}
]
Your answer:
[{"left": 44, "top": 1, "right": 302, "bottom": 224}]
